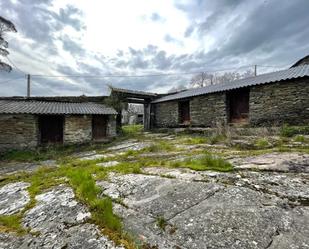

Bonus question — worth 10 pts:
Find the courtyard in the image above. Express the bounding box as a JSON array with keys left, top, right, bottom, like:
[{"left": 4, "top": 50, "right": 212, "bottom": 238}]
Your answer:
[{"left": 0, "top": 125, "right": 308, "bottom": 249}]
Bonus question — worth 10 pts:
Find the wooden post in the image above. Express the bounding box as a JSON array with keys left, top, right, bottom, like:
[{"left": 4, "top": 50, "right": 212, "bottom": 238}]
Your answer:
[
  {"left": 254, "top": 65, "right": 257, "bottom": 76},
  {"left": 27, "top": 74, "right": 31, "bottom": 97}
]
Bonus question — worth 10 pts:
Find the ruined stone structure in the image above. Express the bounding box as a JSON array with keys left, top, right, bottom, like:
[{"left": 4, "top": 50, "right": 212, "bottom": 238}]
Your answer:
[{"left": 0, "top": 100, "right": 117, "bottom": 152}]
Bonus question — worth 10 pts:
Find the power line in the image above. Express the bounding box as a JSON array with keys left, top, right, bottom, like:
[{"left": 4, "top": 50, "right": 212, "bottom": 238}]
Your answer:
[
  {"left": 30, "top": 65, "right": 256, "bottom": 79},
  {"left": 6, "top": 56, "right": 27, "bottom": 75},
  {"left": 0, "top": 76, "right": 25, "bottom": 84}
]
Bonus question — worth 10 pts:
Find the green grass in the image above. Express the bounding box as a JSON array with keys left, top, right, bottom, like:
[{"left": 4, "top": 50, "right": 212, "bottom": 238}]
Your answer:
[
  {"left": 254, "top": 138, "right": 270, "bottom": 149},
  {"left": 67, "top": 168, "right": 120, "bottom": 230},
  {"left": 184, "top": 136, "right": 208, "bottom": 145},
  {"left": 170, "top": 153, "right": 233, "bottom": 172},
  {"left": 0, "top": 214, "right": 25, "bottom": 234},
  {"left": 156, "top": 216, "right": 167, "bottom": 231},
  {"left": 280, "top": 124, "right": 309, "bottom": 137},
  {"left": 208, "top": 134, "right": 226, "bottom": 144},
  {"left": 142, "top": 141, "right": 175, "bottom": 153},
  {"left": 122, "top": 125, "right": 143, "bottom": 137},
  {"left": 294, "top": 135, "right": 305, "bottom": 143}
]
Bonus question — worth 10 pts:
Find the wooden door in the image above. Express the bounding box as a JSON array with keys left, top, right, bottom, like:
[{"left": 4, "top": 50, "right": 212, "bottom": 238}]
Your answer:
[
  {"left": 228, "top": 88, "right": 249, "bottom": 123},
  {"left": 92, "top": 115, "right": 107, "bottom": 140},
  {"left": 179, "top": 100, "right": 190, "bottom": 124},
  {"left": 39, "top": 115, "right": 64, "bottom": 144}
]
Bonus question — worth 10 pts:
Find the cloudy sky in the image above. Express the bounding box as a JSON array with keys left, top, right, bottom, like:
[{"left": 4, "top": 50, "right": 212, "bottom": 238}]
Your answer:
[{"left": 0, "top": 0, "right": 309, "bottom": 96}]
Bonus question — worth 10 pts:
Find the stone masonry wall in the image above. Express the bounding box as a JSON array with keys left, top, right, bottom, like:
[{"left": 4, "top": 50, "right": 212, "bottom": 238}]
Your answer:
[
  {"left": 107, "top": 115, "right": 117, "bottom": 137},
  {"left": 249, "top": 79, "right": 309, "bottom": 126},
  {"left": 190, "top": 92, "right": 227, "bottom": 127},
  {"left": 153, "top": 101, "right": 179, "bottom": 127},
  {"left": 64, "top": 115, "right": 92, "bottom": 144},
  {"left": 153, "top": 92, "right": 227, "bottom": 128},
  {"left": 0, "top": 114, "right": 38, "bottom": 152}
]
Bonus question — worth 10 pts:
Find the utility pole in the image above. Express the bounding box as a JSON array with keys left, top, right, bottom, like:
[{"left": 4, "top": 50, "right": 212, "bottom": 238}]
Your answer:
[
  {"left": 27, "top": 74, "right": 31, "bottom": 97},
  {"left": 254, "top": 65, "right": 257, "bottom": 76}
]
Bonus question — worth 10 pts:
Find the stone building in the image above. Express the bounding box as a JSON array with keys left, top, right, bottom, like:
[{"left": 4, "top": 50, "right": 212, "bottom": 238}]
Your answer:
[
  {"left": 0, "top": 99, "right": 117, "bottom": 152},
  {"left": 151, "top": 63, "right": 309, "bottom": 128}
]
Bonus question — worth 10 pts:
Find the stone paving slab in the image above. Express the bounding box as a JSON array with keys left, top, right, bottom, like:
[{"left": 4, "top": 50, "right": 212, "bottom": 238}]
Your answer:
[
  {"left": 98, "top": 170, "right": 309, "bottom": 249},
  {"left": 0, "top": 160, "right": 57, "bottom": 176},
  {"left": 230, "top": 152, "right": 309, "bottom": 172},
  {"left": 0, "top": 182, "right": 30, "bottom": 215},
  {"left": 0, "top": 185, "right": 123, "bottom": 249}
]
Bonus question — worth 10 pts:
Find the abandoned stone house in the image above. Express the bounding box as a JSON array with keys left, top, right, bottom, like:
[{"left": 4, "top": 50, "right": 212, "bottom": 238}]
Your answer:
[
  {"left": 150, "top": 63, "right": 309, "bottom": 128},
  {"left": 0, "top": 99, "right": 117, "bottom": 152}
]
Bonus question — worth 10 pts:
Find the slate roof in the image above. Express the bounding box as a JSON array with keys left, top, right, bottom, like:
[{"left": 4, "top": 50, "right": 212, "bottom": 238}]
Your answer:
[
  {"left": 152, "top": 64, "right": 309, "bottom": 103},
  {"left": 0, "top": 100, "right": 117, "bottom": 115}
]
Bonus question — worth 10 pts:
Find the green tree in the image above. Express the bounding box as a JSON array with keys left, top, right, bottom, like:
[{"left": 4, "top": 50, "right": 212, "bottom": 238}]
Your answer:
[{"left": 0, "top": 16, "right": 17, "bottom": 72}]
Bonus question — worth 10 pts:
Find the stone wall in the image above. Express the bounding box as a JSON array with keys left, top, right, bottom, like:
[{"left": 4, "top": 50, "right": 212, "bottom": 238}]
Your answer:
[
  {"left": 64, "top": 115, "right": 92, "bottom": 144},
  {"left": 249, "top": 79, "right": 309, "bottom": 126},
  {"left": 153, "top": 101, "right": 179, "bottom": 127},
  {"left": 107, "top": 115, "right": 117, "bottom": 137},
  {"left": 190, "top": 92, "right": 227, "bottom": 127},
  {"left": 0, "top": 114, "right": 38, "bottom": 152},
  {"left": 153, "top": 92, "right": 227, "bottom": 128}
]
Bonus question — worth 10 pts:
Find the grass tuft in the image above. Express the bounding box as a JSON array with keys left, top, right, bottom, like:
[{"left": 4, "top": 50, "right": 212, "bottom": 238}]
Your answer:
[
  {"left": 122, "top": 125, "right": 143, "bottom": 137},
  {"left": 294, "top": 135, "right": 305, "bottom": 143},
  {"left": 156, "top": 216, "right": 168, "bottom": 231},
  {"left": 280, "top": 124, "right": 309, "bottom": 137},
  {"left": 184, "top": 137, "right": 208, "bottom": 145},
  {"left": 66, "top": 168, "right": 122, "bottom": 232},
  {"left": 0, "top": 214, "right": 26, "bottom": 234},
  {"left": 254, "top": 138, "right": 270, "bottom": 149},
  {"left": 143, "top": 141, "right": 175, "bottom": 153},
  {"left": 170, "top": 153, "right": 233, "bottom": 172}
]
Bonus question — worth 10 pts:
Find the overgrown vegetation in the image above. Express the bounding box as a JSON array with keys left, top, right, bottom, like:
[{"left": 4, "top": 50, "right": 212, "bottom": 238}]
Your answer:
[
  {"left": 156, "top": 216, "right": 168, "bottom": 231},
  {"left": 1, "top": 125, "right": 309, "bottom": 247},
  {"left": 67, "top": 169, "right": 122, "bottom": 231},
  {"left": 294, "top": 135, "right": 305, "bottom": 143},
  {"left": 143, "top": 141, "right": 175, "bottom": 153},
  {"left": 122, "top": 125, "right": 144, "bottom": 137},
  {"left": 170, "top": 153, "right": 233, "bottom": 172},
  {"left": 254, "top": 138, "right": 270, "bottom": 149},
  {"left": 0, "top": 214, "right": 25, "bottom": 234},
  {"left": 280, "top": 124, "right": 309, "bottom": 137}
]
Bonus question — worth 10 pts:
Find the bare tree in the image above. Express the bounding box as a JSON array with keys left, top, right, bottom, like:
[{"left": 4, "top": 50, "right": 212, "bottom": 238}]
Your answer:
[
  {"left": 0, "top": 16, "right": 17, "bottom": 72},
  {"left": 190, "top": 72, "right": 213, "bottom": 88},
  {"left": 190, "top": 69, "right": 254, "bottom": 88}
]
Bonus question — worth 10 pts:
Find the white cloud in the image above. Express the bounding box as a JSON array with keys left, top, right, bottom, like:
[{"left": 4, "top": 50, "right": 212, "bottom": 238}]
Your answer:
[{"left": 0, "top": 0, "right": 309, "bottom": 96}]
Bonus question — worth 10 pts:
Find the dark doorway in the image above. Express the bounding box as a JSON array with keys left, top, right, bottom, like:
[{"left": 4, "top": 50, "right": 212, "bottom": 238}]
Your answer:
[
  {"left": 228, "top": 88, "right": 250, "bottom": 124},
  {"left": 92, "top": 115, "right": 107, "bottom": 140},
  {"left": 179, "top": 100, "right": 190, "bottom": 124},
  {"left": 39, "top": 115, "right": 64, "bottom": 144}
]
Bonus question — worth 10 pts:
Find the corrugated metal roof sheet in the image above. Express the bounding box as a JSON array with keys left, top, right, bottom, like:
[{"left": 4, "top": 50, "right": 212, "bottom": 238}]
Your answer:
[
  {"left": 0, "top": 100, "right": 117, "bottom": 115},
  {"left": 111, "top": 87, "right": 158, "bottom": 97},
  {"left": 152, "top": 64, "right": 309, "bottom": 103}
]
